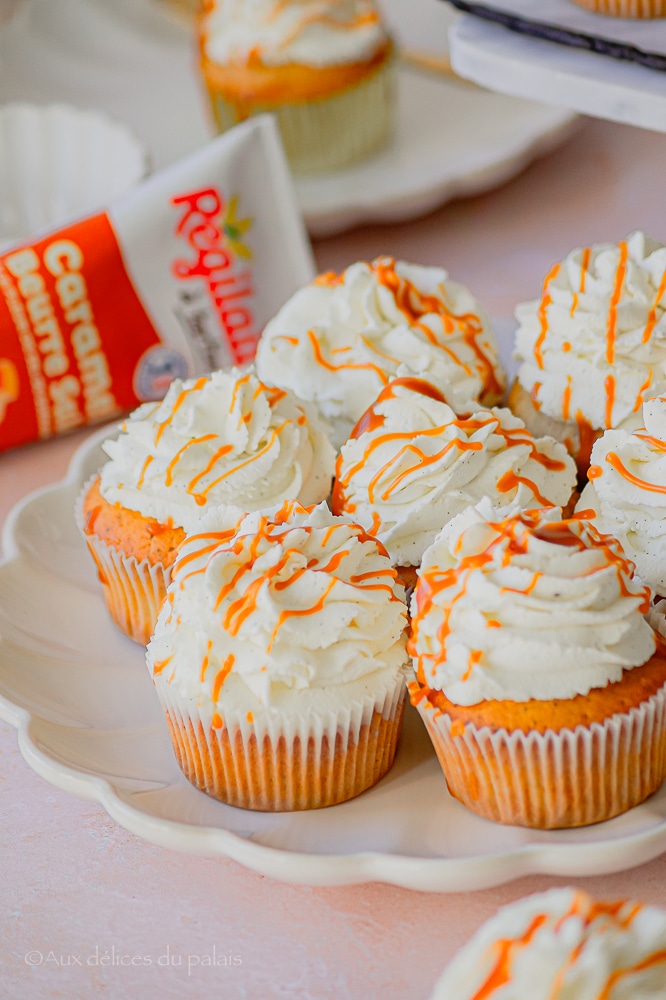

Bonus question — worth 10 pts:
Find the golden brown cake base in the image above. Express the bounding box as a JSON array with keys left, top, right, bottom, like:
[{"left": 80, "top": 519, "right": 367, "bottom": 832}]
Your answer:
[
  {"left": 410, "top": 649, "right": 666, "bottom": 828},
  {"left": 507, "top": 379, "right": 602, "bottom": 483},
  {"left": 165, "top": 701, "right": 406, "bottom": 811},
  {"left": 79, "top": 477, "right": 185, "bottom": 645},
  {"left": 395, "top": 564, "right": 419, "bottom": 595}
]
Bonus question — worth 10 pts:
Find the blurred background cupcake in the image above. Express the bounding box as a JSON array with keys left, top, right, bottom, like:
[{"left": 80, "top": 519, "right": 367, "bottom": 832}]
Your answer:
[{"left": 197, "top": 0, "right": 395, "bottom": 174}]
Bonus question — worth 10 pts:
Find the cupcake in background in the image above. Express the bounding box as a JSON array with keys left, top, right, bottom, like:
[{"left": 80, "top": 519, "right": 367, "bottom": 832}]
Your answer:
[
  {"left": 408, "top": 502, "right": 666, "bottom": 828},
  {"left": 78, "top": 366, "right": 335, "bottom": 645},
  {"left": 332, "top": 377, "right": 576, "bottom": 591},
  {"left": 577, "top": 396, "right": 666, "bottom": 598},
  {"left": 511, "top": 232, "right": 666, "bottom": 480},
  {"left": 198, "top": 0, "right": 395, "bottom": 174},
  {"left": 256, "top": 257, "right": 506, "bottom": 448},
  {"left": 570, "top": 0, "right": 666, "bottom": 15},
  {"left": 431, "top": 887, "right": 666, "bottom": 999},
  {"left": 146, "top": 500, "right": 409, "bottom": 811}
]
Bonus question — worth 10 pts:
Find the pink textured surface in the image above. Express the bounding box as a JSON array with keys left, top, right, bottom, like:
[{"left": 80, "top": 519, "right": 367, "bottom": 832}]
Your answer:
[{"left": 3, "top": 116, "right": 666, "bottom": 1000}]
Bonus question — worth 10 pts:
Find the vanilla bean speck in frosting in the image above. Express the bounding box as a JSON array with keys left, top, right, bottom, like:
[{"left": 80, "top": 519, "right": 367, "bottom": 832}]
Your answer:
[
  {"left": 333, "top": 378, "right": 576, "bottom": 566},
  {"left": 408, "top": 503, "right": 655, "bottom": 706},
  {"left": 578, "top": 396, "right": 666, "bottom": 597},
  {"left": 98, "top": 366, "right": 335, "bottom": 534},
  {"left": 202, "top": 0, "right": 387, "bottom": 68},
  {"left": 256, "top": 258, "right": 506, "bottom": 448},
  {"left": 514, "top": 231, "right": 666, "bottom": 434},
  {"left": 147, "top": 500, "right": 409, "bottom": 710},
  {"left": 431, "top": 887, "right": 666, "bottom": 1000}
]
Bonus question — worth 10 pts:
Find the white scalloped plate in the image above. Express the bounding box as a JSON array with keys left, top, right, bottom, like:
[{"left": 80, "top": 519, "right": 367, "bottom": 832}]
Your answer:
[{"left": 2, "top": 427, "right": 666, "bottom": 891}]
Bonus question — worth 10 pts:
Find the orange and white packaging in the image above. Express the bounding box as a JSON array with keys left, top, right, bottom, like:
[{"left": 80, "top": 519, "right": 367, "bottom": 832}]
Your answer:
[{"left": 0, "top": 115, "right": 315, "bottom": 453}]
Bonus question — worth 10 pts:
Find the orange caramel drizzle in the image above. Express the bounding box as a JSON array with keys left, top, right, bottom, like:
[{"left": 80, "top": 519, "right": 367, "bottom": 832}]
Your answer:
[
  {"left": 153, "top": 377, "right": 207, "bottom": 446},
  {"left": 534, "top": 263, "right": 561, "bottom": 370},
  {"left": 199, "top": 638, "right": 214, "bottom": 682},
  {"left": 164, "top": 434, "right": 218, "bottom": 486},
  {"left": 606, "top": 240, "right": 628, "bottom": 366},
  {"left": 606, "top": 451, "right": 666, "bottom": 494},
  {"left": 310, "top": 259, "right": 502, "bottom": 399},
  {"left": 370, "top": 257, "right": 503, "bottom": 398},
  {"left": 562, "top": 377, "right": 572, "bottom": 421},
  {"left": 530, "top": 382, "right": 542, "bottom": 411},
  {"left": 211, "top": 654, "right": 235, "bottom": 700},
  {"left": 408, "top": 511, "right": 651, "bottom": 684},
  {"left": 470, "top": 914, "right": 547, "bottom": 1000},
  {"left": 597, "top": 950, "right": 666, "bottom": 1000},
  {"left": 306, "top": 328, "right": 388, "bottom": 385},
  {"left": 633, "top": 371, "right": 653, "bottom": 412},
  {"left": 604, "top": 374, "right": 616, "bottom": 428},
  {"left": 136, "top": 455, "right": 154, "bottom": 490},
  {"left": 198, "top": 504, "right": 400, "bottom": 652},
  {"left": 495, "top": 471, "right": 552, "bottom": 507},
  {"left": 642, "top": 270, "right": 666, "bottom": 344},
  {"left": 152, "top": 655, "right": 173, "bottom": 677},
  {"left": 334, "top": 379, "right": 566, "bottom": 512},
  {"left": 580, "top": 246, "right": 591, "bottom": 292}
]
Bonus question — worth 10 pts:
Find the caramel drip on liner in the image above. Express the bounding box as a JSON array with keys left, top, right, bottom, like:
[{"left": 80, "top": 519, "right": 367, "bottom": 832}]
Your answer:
[{"left": 606, "top": 240, "right": 628, "bottom": 366}]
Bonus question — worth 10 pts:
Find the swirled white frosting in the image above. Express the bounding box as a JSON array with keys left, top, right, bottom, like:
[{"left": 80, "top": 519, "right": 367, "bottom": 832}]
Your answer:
[
  {"left": 99, "top": 367, "right": 335, "bottom": 534},
  {"left": 514, "top": 231, "right": 666, "bottom": 432},
  {"left": 146, "top": 500, "right": 409, "bottom": 707},
  {"left": 578, "top": 396, "right": 666, "bottom": 597},
  {"left": 334, "top": 379, "right": 576, "bottom": 566},
  {"left": 256, "top": 258, "right": 506, "bottom": 448},
  {"left": 202, "top": 0, "right": 387, "bottom": 68},
  {"left": 408, "top": 502, "right": 655, "bottom": 705},
  {"left": 431, "top": 887, "right": 666, "bottom": 1000}
]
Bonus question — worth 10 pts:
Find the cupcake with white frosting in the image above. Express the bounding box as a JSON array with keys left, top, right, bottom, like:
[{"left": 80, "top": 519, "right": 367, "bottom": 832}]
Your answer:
[
  {"left": 198, "top": 0, "right": 395, "bottom": 174},
  {"left": 147, "top": 500, "right": 409, "bottom": 810},
  {"left": 511, "top": 232, "right": 666, "bottom": 478},
  {"left": 332, "top": 377, "right": 576, "bottom": 589},
  {"left": 408, "top": 502, "right": 666, "bottom": 828},
  {"left": 79, "top": 366, "right": 335, "bottom": 644},
  {"left": 256, "top": 258, "right": 506, "bottom": 448},
  {"left": 431, "top": 887, "right": 666, "bottom": 999},
  {"left": 578, "top": 396, "right": 666, "bottom": 598}
]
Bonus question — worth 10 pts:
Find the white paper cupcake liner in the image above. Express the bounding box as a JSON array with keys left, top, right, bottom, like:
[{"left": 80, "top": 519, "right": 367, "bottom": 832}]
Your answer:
[
  {"left": 154, "top": 670, "right": 407, "bottom": 811},
  {"left": 203, "top": 52, "right": 395, "bottom": 175},
  {"left": 415, "top": 684, "right": 666, "bottom": 828},
  {"left": 75, "top": 478, "right": 170, "bottom": 646}
]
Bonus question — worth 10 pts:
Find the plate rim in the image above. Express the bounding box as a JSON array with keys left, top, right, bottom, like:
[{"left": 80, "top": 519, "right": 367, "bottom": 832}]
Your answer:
[{"left": 2, "top": 429, "right": 666, "bottom": 892}]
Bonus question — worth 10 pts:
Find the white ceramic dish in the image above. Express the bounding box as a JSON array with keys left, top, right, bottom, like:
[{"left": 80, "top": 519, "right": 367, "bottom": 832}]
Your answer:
[
  {"left": 449, "top": 11, "right": 666, "bottom": 134},
  {"left": 0, "top": 0, "right": 577, "bottom": 237},
  {"left": 0, "top": 102, "right": 149, "bottom": 245},
  {"left": 2, "top": 397, "right": 666, "bottom": 891}
]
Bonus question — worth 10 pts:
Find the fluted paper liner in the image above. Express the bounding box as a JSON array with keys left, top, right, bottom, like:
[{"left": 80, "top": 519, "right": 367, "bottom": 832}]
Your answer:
[
  {"left": 415, "top": 684, "right": 666, "bottom": 829},
  {"left": 154, "top": 671, "right": 407, "bottom": 811},
  {"left": 201, "top": 53, "right": 394, "bottom": 175},
  {"left": 75, "top": 479, "right": 170, "bottom": 645}
]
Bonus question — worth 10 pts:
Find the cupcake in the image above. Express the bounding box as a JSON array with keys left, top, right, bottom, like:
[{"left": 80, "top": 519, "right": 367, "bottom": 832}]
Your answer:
[
  {"left": 570, "top": 0, "right": 666, "bottom": 15},
  {"left": 256, "top": 257, "right": 506, "bottom": 448},
  {"left": 408, "top": 503, "right": 666, "bottom": 828},
  {"left": 79, "top": 366, "right": 336, "bottom": 645},
  {"left": 332, "top": 377, "right": 576, "bottom": 591},
  {"left": 146, "top": 500, "right": 409, "bottom": 811},
  {"left": 577, "top": 396, "right": 666, "bottom": 597},
  {"left": 511, "top": 232, "right": 666, "bottom": 480},
  {"left": 431, "top": 887, "right": 666, "bottom": 999},
  {"left": 198, "top": 0, "right": 395, "bottom": 174}
]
